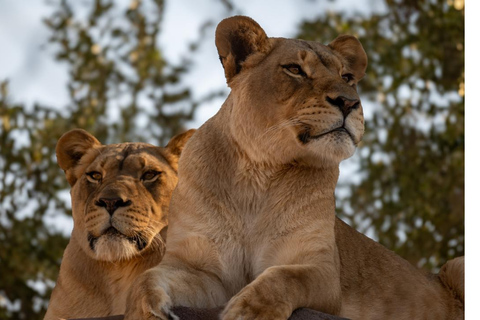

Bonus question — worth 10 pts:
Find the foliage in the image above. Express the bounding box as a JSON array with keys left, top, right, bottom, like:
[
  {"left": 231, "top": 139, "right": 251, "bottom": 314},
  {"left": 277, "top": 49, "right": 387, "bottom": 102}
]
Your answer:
[
  {"left": 0, "top": 0, "right": 212, "bottom": 318},
  {"left": 43, "top": 0, "right": 197, "bottom": 145},
  {"left": 0, "top": 87, "right": 70, "bottom": 319},
  {"left": 297, "top": 0, "right": 464, "bottom": 269}
]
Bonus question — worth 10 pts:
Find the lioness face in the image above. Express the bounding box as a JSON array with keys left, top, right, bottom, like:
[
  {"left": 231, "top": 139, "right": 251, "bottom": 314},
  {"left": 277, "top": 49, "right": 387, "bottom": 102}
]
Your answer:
[
  {"left": 56, "top": 129, "right": 194, "bottom": 262},
  {"left": 72, "top": 144, "right": 176, "bottom": 261},
  {"left": 247, "top": 41, "right": 364, "bottom": 164},
  {"left": 216, "top": 18, "right": 367, "bottom": 167}
]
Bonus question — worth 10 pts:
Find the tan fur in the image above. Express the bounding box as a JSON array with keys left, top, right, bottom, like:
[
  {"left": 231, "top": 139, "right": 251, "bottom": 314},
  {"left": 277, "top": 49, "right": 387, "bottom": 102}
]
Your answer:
[
  {"left": 124, "top": 16, "right": 464, "bottom": 320},
  {"left": 44, "top": 129, "right": 194, "bottom": 320},
  {"left": 438, "top": 256, "right": 465, "bottom": 304}
]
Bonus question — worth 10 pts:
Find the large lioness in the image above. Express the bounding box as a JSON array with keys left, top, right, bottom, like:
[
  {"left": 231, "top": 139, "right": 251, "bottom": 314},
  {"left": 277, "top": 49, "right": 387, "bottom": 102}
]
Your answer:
[
  {"left": 124, "top": 16, "right": 464, "bottom": 320},
  {"left": 44, "top": 128, "right": 194, "bottom": 320}
]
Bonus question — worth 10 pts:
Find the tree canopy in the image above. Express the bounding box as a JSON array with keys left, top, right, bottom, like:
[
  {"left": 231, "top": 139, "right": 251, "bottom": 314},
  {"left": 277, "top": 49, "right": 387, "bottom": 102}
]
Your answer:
[{"left": 1, "top": 0, "right": 207, "bottom": 317}]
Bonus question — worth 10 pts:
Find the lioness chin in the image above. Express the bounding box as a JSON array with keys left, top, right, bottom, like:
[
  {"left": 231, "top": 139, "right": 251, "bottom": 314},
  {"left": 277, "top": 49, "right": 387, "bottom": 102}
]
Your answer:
[
  {"left": 44, "top": 128, "right": 195, "bottom": 320},
  {"left": 124, "top": 16, "right": 464, "bottom": 320}
]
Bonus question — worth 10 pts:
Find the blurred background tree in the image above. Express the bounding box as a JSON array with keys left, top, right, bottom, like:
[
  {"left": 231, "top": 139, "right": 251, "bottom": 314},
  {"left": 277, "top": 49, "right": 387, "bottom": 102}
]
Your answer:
[
  {"left": 0, "top": 0, "right": 224, "bottom": 318},
  {"left": 297, "top": 0, "right": 464, "bottom": 270},
  {"left": 0, "top": 0, "right": 464, "bottom": 318}
]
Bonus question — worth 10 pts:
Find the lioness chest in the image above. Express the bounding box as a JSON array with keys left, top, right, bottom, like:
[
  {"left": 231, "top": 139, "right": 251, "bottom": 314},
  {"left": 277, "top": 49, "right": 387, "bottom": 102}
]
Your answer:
[
  {"left": 200, "top": 168, "right": 336, "bottom": 297},
  {"left": 170, "top": 121, "right": 338, "bottom": 298},
  {"left": 104, "top": 261, "right": 151, "bottom": 314},
  {"left": 107, "top": 274, "right": 135, "bottom": 314}
]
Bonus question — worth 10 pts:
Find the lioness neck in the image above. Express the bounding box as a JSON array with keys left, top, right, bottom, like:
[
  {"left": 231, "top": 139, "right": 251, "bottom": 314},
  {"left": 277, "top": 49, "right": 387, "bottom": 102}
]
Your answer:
[{"left": 187, "top": 102, "right": 339, "bottom": 217}]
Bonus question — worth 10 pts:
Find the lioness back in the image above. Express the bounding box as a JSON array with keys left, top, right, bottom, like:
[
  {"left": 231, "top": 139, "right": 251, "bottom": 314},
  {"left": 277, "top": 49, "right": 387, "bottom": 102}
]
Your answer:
[
  {"left": 335, "top": 218, "right": 463, "bottom": 319},
  {"left": 44, "top": 129, "right": 194, "bottom": 320}
]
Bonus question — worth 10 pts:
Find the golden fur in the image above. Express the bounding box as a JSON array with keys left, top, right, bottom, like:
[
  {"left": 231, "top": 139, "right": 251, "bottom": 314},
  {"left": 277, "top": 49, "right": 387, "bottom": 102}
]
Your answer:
[
  {"left": 44, "top": 129, "right": 194, "bottom": 320},
  {"left": 124, "top": 16, "right": 464, "bottom": 320}
]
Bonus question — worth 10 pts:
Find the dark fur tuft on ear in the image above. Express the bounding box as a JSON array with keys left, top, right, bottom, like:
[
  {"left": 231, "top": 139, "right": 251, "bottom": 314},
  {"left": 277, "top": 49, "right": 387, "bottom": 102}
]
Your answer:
[
  {"left": 56, "top": 129, "right": 101, "bottom": 185},
  {"left": 215, "top": 16, "right": 270, "bottom": 83},
  {"left": 328, "top": 35, "right": 368, "bottom": 81}
]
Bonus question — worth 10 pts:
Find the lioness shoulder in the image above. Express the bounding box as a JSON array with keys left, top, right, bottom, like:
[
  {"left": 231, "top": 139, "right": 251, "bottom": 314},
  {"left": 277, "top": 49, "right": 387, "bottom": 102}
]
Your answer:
[{"left": 44, "top": 128, "right": 194, "bottom": 320}]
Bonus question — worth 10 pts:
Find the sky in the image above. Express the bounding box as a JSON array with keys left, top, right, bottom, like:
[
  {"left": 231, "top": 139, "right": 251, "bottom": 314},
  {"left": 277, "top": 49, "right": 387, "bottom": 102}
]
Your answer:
[{"left": 0, "top": 0, "right": 386, "bottom": 124}]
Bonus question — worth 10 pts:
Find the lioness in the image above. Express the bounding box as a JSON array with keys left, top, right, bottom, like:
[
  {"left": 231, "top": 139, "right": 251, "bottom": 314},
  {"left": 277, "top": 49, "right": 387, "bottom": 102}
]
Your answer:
[
  {"left": 124, "top": 16, "right": 464, "bottom": 320},
  {"left": 44, "top": 128, "right": 195, "bottom": 320}
]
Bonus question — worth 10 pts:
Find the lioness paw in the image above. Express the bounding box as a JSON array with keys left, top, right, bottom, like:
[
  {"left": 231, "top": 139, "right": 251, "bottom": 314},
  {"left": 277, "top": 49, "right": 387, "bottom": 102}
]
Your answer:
[
  {"left": 221, "top": 291, "right": 290, "bottom": 320},
  {"left": 124, "top": 289, "right": 177, "bottom": 320},
  {"left": 124, "top": 271, "right": 177, "bottom": 320}
]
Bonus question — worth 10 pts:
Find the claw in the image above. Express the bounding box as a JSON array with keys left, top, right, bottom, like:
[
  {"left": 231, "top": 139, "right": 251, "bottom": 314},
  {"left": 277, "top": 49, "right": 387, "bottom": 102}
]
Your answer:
[{"left": 167, "top": 311, "right": 179, "bottom": 320}]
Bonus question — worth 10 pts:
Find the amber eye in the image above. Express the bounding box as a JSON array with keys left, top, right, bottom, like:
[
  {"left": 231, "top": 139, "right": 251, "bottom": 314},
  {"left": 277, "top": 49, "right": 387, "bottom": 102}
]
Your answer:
[
  {"left": 86, "top": 171, "right": 102, "bottom": 183},
  {"left": 283, "top": 64, "right": 305, "bottom": 77},
  {"left": 141, "top": 170, "right": 161, "bottom": 182},
  {"left": 342, "top": 73, "right": 354, "bottom": 83}
]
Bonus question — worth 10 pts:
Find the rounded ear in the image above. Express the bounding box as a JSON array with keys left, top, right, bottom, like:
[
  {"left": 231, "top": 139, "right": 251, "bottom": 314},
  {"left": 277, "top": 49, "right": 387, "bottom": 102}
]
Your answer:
[
  {"left": 215, "top": 16, "right": 271, "bottom": 83},
  {"left": 165, "top": 129, "right": 196, "bottom": 171},
  {"left": 56, "top": 129, "right": 101, "bottom": 185},
  {"left": 328, "top": 35, "right": 368, "bottom": 81}
]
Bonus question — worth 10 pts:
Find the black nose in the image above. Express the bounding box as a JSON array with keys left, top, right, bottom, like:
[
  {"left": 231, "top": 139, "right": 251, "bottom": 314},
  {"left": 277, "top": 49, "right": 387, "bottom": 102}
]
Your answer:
[
  {"left": 95, "top": 198, "right": 132, "bottom": 216},
  {"left": 326, "top": 95, "right": 360, "bottom": 118}
]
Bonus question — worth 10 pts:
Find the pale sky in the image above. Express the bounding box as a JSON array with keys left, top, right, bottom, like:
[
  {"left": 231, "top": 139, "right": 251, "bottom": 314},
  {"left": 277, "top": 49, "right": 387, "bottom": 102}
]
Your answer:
[{"left": 0, "top": 0, "right": 386, "bottom": 125}]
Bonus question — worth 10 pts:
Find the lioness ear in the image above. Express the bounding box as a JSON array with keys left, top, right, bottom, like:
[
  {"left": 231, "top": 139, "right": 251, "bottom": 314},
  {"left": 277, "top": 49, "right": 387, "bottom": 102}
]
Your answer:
[
  {"left": 328, "top": 35, "right": 368, "bottom": 81},
  {"left": 215, "top": 15, "right": 270, "bottom": 83},
  {"left": 165, "top": 129, "right": 196, "bottom": 171},
  {"left": 56, "top": 129, "right": 101, "bottom": 186}
]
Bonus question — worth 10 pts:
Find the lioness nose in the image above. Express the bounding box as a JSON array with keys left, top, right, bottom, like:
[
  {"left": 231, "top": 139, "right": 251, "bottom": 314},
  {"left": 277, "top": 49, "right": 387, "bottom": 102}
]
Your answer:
[
  {"left": 326, "top": 95, "right": 360, "bottom": 118},
  {"left": 96, "top": 198, "right": 132, "bottom": 216}
]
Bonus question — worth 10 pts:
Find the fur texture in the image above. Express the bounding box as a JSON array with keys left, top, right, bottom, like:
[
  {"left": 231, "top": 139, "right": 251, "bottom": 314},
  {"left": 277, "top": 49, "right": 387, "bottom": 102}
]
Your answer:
[
  {"left": 124, "top": 16, "right": 464, "bottom": 320},
  {"left": 44, "top": 129, "right": 194, "bottom": 320}
]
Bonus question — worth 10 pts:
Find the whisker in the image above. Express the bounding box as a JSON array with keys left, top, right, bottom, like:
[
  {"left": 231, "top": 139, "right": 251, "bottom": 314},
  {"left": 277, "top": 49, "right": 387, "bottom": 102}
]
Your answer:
[
  {"left": 261, "top": 117, "right": 301, "bottom": 145},
  {"left": 263, "top": 117, "right": 299, "bottom": 135}
]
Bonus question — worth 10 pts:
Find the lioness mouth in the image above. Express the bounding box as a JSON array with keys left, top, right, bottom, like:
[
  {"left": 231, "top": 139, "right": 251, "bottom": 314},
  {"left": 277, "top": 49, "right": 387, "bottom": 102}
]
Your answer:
[
  {"left": 298, "top": 127, "right": 352, "bottom": 144},
  {"left": 88, "top": 227, "right": 148, "bottom": 252}
]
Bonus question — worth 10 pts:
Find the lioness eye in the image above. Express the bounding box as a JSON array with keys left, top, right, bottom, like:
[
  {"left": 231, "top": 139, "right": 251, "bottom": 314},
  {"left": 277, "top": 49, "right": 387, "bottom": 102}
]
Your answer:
[
  {"left": 86, "top": 171, "right": 102, "bottom": 182},
  {"left": 141, "top": 170, "right": 161, "bottom": 182},
  {"left": 283, "top": 64, "right": 305, "bottom": 76},
  {"left": 342, "top": 73, "right": 354, "bottom": 83}
]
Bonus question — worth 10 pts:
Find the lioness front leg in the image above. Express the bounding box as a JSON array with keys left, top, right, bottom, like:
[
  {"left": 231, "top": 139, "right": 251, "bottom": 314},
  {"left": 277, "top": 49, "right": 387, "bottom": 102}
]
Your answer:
[
  {"left": 222, "top": 263, "right": 341, "bottom": 320},
  {"left": 124, "top": 255, "right": 228, "bottom": 320}
]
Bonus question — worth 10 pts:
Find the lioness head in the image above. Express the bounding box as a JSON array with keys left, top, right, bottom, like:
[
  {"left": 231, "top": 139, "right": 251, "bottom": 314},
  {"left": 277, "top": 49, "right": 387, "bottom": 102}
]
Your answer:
[
  {"left": 216, "top": 16, "right": 367, "bottom": 167},
  {"left": 56, "top": 129, "right": 195, "bottom": 262}
]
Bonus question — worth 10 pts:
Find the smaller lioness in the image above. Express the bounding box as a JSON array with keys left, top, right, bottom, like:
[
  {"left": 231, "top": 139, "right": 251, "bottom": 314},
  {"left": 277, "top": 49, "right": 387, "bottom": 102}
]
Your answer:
[{"left": 44, "top": 128, "right": 195, "bottom": 320}]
